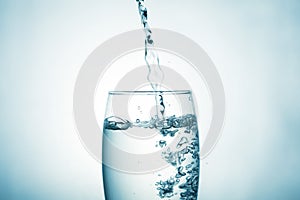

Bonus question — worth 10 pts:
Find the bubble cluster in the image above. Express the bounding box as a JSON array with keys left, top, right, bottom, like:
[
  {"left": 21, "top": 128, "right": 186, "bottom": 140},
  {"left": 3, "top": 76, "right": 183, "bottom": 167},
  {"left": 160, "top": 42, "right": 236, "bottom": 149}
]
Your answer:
[
  {"left": 158, "top": 134, "right": 199, "bottom": 199},
  {"left": 156, "top": 115, "right": 199, "bottom": 199},
  {"left": 155, "top": 177, "right": 179, "bottom": 198},
  {"left": 104, "top": 114, "right": 197, "bottom": 132}
]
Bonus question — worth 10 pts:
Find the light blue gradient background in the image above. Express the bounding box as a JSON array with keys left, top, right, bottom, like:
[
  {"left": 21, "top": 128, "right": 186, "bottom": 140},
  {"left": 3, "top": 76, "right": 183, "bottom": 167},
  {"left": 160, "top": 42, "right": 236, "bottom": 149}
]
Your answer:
[{"left": 0, "top": 0, "right": 299, "bottom": 199}]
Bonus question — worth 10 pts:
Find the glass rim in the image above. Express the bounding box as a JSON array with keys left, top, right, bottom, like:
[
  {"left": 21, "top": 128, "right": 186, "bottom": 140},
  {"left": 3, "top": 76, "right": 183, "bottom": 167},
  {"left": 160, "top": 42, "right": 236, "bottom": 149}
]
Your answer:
[{"left": 108, "top": 90, "right": 192, "bottom": 95}]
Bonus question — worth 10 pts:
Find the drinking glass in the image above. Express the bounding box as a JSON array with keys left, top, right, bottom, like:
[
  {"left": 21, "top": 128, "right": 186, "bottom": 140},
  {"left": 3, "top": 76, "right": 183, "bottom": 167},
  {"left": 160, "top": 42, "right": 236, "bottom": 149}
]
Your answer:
[{"left": 102, "top": 90, "right": 200, "bottom": 200}]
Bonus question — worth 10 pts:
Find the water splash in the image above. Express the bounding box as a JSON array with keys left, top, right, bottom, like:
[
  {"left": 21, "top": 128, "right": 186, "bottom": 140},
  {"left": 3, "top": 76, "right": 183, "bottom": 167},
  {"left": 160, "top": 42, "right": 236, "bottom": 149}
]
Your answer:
[{"left": 136, "top": 0, "right": 164, "bottom": 91}]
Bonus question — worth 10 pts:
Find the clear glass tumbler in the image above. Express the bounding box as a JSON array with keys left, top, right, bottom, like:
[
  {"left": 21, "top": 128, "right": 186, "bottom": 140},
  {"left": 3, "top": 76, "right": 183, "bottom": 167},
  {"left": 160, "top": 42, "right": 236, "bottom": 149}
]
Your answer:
[{"left": 102, "top": 90, "right": 200, "bottom": 200}]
